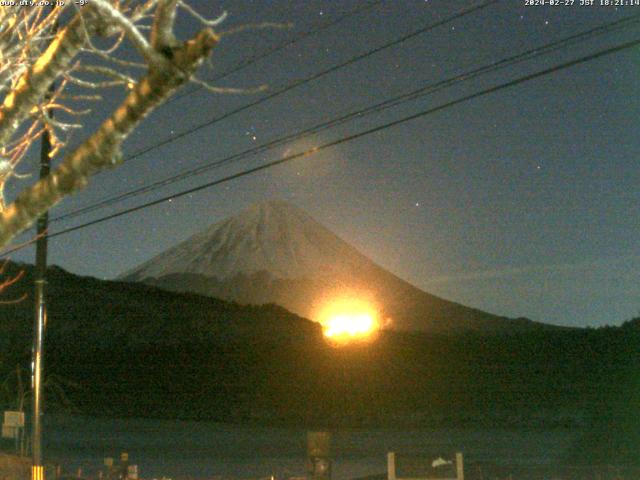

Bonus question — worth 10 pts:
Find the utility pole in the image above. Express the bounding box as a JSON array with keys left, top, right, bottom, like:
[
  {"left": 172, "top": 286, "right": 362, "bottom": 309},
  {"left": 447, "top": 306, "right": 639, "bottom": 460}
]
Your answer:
[
  {"left": 32, "top": 8, "right": 57, "bottom": 480},
  {"left": 32, "top": 100, "right": 52, "bottom": 480},
  {"left": 31, "top": 130, "right": 52, "bottom": 480}
]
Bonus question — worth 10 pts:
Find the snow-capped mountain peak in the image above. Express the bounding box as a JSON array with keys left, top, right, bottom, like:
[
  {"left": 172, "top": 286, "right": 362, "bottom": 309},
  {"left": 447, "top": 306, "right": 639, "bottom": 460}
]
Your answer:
[
  {"left": 122, "top": 200, "right": 546, "bottom": 333},
  {"left": 123, "top": 200, "right": 371, "bottom": 281}
]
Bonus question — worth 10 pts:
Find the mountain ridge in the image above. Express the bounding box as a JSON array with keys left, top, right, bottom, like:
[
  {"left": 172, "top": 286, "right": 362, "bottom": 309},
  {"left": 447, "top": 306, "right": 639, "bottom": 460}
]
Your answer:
[
  {"left": 122, "top": 200, "right": 557, "bottom": 333},
  {"left": 0, "top": 260, "right": 637, "bottom": 464}
]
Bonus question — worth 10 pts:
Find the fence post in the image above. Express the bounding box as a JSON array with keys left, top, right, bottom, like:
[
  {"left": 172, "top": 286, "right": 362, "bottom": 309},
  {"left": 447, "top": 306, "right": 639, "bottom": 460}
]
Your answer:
[
  {"left": 455, "top": 452, "right": 464, "bottom": 480},
  {"left": 387, "top": 452, "right": 396, "bottom": 480}
]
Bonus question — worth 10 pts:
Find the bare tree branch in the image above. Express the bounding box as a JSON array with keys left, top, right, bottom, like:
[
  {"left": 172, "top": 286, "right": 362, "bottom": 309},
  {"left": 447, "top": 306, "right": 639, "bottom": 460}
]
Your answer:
[
  {"left": 91, "top": 0, "right": 166, "bottom": 66},
  {"left": 0, "top": 27, "right": 218, "bottom": 247},
  {"left": 151, "top": 0, "right": 179, "bottom": 51},
  {"left": 0, "top": 2, "right": 266, "bottom": 249},
  {"left": 0, "top": 8, "right": 94, "bottom": 148}
]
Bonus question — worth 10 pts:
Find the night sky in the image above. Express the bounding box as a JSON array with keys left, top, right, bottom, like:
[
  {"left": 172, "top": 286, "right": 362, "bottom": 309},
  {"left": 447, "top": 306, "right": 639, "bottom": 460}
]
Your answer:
[{"left": 6, "top": 0, "right": 640, "bottom": 328}]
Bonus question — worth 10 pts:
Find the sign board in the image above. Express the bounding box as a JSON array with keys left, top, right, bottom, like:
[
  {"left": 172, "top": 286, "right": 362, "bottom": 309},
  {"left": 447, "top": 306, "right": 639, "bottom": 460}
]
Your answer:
[
  {"left": 307, "top": 431, "right": 330, "bottom": 457},
  {"left": 3, "top": 411, "right": 25, "bottom": 427},
  {"left": 2, "top": 424, "right": 17, "bottom": 439},
  {"left": 307, "top": 431, "right": 331, "bottom": 480}
]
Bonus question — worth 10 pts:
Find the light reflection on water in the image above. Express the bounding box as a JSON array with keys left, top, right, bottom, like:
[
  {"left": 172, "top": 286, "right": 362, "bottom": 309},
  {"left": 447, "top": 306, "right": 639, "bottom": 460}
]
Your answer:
[{"left": 43, "top": 415, "right": 580, "bottom": 480}]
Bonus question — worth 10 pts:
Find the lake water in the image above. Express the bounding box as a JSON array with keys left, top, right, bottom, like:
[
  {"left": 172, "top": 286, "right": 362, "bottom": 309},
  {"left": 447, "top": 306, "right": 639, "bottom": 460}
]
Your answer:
[{"left": 42, "top": 415, "right": 581, "bottom": 480}]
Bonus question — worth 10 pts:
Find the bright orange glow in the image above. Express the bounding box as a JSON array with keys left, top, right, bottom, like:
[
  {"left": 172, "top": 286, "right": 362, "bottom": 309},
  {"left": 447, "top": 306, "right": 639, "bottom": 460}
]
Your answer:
[{"left": 317, "top": 297, "right": 379, "bottom": 344}]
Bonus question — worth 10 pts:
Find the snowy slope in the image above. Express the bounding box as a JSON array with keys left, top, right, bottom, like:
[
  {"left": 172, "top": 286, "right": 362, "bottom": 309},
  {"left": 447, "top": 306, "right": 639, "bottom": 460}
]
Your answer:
[
  {"left": 122, "top": 200, "right": 549, "bottom": 333},
  {"left": 123, "top": 200, "right": 374, "bottom": 281}
]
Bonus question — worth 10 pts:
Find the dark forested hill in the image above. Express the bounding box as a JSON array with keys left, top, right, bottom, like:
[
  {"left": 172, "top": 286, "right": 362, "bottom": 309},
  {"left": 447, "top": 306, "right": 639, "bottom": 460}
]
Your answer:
[{"left": 0, "top": 261, "right": 638, "bottom": 463}]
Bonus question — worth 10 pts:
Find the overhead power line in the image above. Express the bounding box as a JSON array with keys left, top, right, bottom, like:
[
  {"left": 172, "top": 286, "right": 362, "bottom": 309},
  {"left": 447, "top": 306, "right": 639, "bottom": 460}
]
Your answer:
[
  {"left": 166, "top": 0, "right": 385, "bottom": 106},
  {"left": 50, "top": 13, "right": 640, "bottom": 224},
  {"left": 120, "top": 0, "right": 501, "bottom": 165},
  {"left": 1, "top": 35, "right": 635, "bottom": 259}
]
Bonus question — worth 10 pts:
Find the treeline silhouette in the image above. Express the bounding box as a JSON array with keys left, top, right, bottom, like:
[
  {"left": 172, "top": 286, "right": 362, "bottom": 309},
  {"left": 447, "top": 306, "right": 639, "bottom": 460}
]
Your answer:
[{"left": 0, "top": 262, "right": 638, "bottom": 464}]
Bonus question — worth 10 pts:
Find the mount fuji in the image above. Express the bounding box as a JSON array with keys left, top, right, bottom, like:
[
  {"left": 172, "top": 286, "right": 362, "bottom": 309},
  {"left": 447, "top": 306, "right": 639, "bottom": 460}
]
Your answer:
[{"left": 121, "top": 200, "right": 548, "bottom": 333}]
